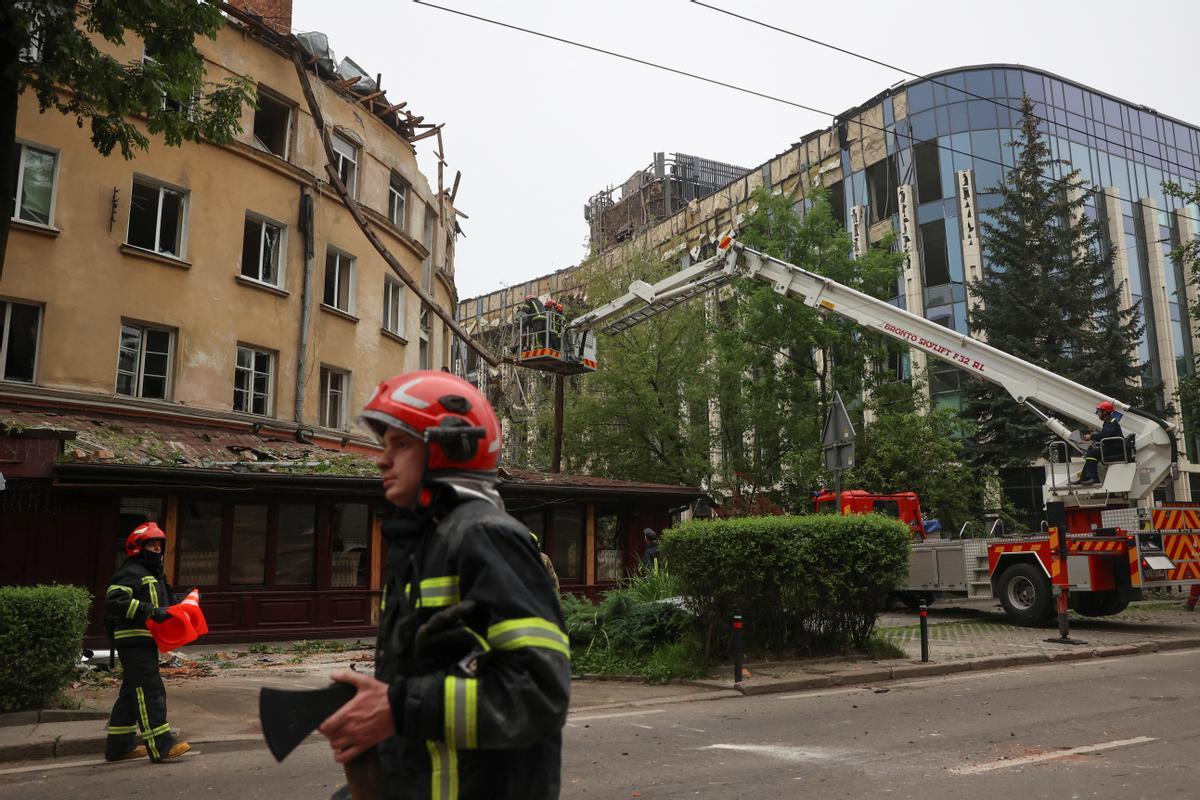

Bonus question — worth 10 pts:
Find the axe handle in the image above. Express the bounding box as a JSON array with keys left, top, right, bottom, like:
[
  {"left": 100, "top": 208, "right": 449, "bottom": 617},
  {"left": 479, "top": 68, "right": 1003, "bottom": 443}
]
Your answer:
[{"left": 343, "top": 747, "right": 383, "bottom": 800}]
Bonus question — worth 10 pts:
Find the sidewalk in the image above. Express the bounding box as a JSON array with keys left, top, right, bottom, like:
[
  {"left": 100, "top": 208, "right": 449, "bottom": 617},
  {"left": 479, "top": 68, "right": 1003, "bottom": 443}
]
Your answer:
[{"left": 2, "top": 600, "right": 1196, "bottom": 764}]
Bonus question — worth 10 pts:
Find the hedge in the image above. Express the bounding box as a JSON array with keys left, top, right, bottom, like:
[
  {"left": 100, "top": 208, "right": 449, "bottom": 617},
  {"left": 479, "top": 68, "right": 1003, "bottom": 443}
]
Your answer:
[
  {"left": 660, "top": 514, "right": 910, "bottom": 656},
  {"left": 0, "top": 585, "right": 92, "bottom": 712}
]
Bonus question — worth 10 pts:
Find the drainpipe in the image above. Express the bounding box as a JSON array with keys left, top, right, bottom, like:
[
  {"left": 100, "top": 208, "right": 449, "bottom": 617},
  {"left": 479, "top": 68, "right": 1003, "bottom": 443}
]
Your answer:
[{"left": 295, "top": 187, "right": 316, "bottom": 423}]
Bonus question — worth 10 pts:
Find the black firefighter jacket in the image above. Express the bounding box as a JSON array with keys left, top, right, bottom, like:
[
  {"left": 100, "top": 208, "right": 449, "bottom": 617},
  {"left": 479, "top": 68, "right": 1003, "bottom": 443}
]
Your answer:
[
  {"left": 105, "top": 557, "right": 178, "bottom": 645},
  {"left": 376, "top": 495, "right": 571, "bottom": 800}
]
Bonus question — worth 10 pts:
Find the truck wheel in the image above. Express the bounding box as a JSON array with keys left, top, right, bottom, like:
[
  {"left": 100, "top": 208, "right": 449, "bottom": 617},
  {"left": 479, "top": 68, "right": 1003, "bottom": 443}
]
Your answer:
[
  {"left": 997, "top": 563, "right": 1053, "bottom": 626},
  {"left": 1073, "top": 591, "right": 1130, "bottom": 617}
]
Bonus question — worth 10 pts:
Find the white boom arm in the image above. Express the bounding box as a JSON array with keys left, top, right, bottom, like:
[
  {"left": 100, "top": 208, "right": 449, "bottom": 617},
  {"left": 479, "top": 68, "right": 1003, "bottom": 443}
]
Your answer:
[{"left": 570, "top": 240, "right": 1177, "bottom": 501}]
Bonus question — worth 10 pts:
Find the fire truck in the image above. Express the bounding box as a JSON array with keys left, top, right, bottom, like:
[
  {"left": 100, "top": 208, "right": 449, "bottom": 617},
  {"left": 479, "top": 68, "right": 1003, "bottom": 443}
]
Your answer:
[{"left": 566, "top": 236, "right": 1200, "bottom": 626}]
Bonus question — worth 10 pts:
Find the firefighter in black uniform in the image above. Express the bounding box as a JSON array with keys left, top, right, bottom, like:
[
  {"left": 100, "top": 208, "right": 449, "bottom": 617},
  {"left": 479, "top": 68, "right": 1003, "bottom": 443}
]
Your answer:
[
  {"left": 104, "top": 522, "right": 190, "bottom": 762},
  {"left": 517, "top": 295, "right": 546, "bottom": 354},
  {"left": 1072, "top": 400, "right": 1124, "bottom": 486},
  {"left": 319, "top": 371, "right": 570, "bottom": 799}
]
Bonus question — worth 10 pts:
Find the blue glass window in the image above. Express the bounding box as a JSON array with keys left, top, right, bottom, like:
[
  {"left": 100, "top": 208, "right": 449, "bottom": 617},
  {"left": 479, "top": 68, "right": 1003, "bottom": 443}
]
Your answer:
[
  {"left": 936, "top": 105, "right": 951, "bottom": 136},
  {"left": 1101, "top": 97, "right": 1121, "bottom": 126},
  {"left": 944, "top": 71, "right": 967, "bottom": 103},
  {"left": 910, "top": 110, "right": 936, "bottom": 141},
  {"left": 968, "top": 100, "right": 997, "bottom": 130},
  {"left": 948, "top": 102, "right": 969, "bottom": 134},
  {"left": 971, "top": 130, "right": 1004, "bottom": 190},
  {"left": 946, "top": 216, "right": 964, "bottom": 283},
  {"left": 965, "top": 70, "right": 993, "bottom": 99},
  {"left": 907, "top": 82, "right": 933, "bottom": 113},
  {"left": 1022, "top": 72, "right": 1045, "bottom": 102},
  {"left": 1064, "top": 84, "right": 1085, "bottom": 114}
]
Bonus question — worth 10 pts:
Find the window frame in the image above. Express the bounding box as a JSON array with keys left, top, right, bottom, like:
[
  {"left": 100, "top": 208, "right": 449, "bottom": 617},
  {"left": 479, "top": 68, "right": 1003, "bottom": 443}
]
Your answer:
[
  {"left": 331, "top": 132, "right": 359, "bottom": 197},
  {"left": 383, "top": 276, "right": 405, "bottom": 337},
  {"left": 319, "top": 366, "right": 349, "bottom": 430},
  {"left": 388, "top": 172, "right": 408, "bottom": 231},
  {"left": 251, "top": 86, "right": 294, "bottom": 161},
  {"left": 141, "top": 47, "right": 198, "bottom": 117},
  {"left": 322, "top": 247, "right": 356, "bottom": 314},
  {"left": 115, "top": 320, "right": 174, "bottom": 400},
  {"left": 233, "top": 343, "right": 275, "bottom": 416},
  {"left": 11, "top": 140, "right": 59, "bottom": 227},
  {"left": 240, "top": 212, "right": 287, "bottom": 287},
  {"left": 420, "top": 204, "right": 435, "bottom": 291},
  {"left": 0, "top": 298, "right": 42, "bottom": 384},
  {"left": 127, "top": 175, "right": 188, "bottom": 259}
]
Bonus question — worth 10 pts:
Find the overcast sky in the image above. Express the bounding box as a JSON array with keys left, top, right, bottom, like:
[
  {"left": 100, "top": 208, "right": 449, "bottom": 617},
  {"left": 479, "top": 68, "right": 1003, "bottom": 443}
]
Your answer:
[{"left": 291, "top": 0, "right": 1199, "bottom": 300}]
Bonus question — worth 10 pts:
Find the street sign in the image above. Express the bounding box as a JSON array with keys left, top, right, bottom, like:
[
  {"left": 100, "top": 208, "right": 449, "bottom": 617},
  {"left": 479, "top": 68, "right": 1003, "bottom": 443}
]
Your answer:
[{"left": 821, "top": 392, "right": 856, "bottom": 471}]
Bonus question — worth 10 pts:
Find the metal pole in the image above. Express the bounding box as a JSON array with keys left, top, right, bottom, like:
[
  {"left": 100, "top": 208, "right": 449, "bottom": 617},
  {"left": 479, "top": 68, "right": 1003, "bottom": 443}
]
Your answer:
[
  {"left": 732, "top": 613, "right": 744, "bottom": 683},
  {"left": 834, "top": 469, "right": 842, "bottom": 516},
  {"left": 552, "top": 374, "right": 564, "bottom": 474},
  {"left": 919, "top": 602, "right": 929, "bottom": 662}
]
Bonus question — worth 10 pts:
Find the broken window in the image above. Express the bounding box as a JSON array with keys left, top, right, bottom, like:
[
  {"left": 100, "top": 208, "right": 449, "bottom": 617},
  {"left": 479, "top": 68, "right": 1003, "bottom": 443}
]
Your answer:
[
  {"left": 388, "top": 173, "right": 408, "bottom": 231},
  {"left": 421, "top": 205, "right": 435, "bottom": 291},
  {"left": 252, "top": 89, "right": 292, "bottom": 159},
  {"left": 241, "top": 214, "right": 284, "bottom": 286},
  {"left": 9, "top": 142, "right": 57, "bottom": 225},
  {"left": 332, "top": 132, "right": 358, "bottom": 196},
  {"left": 383, "top": 277, "right": 405, "bottom": 336},
  {"left": 0, "top": 299, "right": 41, "bottom": 383},
  {"left": 116, "top": 322, "right": 173, "bottom": 399},
  {"left": 234, "top": 344, "right": 273, "bottom": 415},
  {"left": 128, "top": 176, "right": 186, "bottom": 257},
  {"left": 323, "top": 248, "right": 355, "bottom": 313},
  {"left": 142, "top": 48, "right": 196, "bottom": 117},
  {"left": 864, "top": 156, "right": 898, "bottom": 225},
  {"left": 319, "top": 367, "right": 349, "bottom": 429},
  {"left": 919, "top": 219, "right": 951, "bottom": 287},
  {"left": 914, "top": 140, "right": 942, "bottom": 203}
]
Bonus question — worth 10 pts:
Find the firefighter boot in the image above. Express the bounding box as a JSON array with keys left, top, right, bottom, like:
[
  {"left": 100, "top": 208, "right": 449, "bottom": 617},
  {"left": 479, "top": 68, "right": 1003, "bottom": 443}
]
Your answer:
[
  {"left": 158, "top": 741, "right": 191, "bottom": 762},
  {"left": 107, "top": 745, "right": 148, "bottom": 762}
]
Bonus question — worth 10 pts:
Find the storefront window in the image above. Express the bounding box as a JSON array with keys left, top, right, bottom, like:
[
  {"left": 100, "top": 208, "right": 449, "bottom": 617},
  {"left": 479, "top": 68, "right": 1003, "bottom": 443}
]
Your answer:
[
  {"left": 177, "top": 500, "right": 221, "bottom": 586},
  {"left": 595, "top": 513, "right": 622, "bottom": 583},
  {"left": 230, "top": 504, "right": 268, "bottom": 585},
  {"left": 549, "top": 507, "right": 583, "bottom": 583},
  {"left": 331, "top": 502, "right": 369, "bottom": 587},
  {"left": 276, "top": 504, "right": 316, "bottom": 586}
]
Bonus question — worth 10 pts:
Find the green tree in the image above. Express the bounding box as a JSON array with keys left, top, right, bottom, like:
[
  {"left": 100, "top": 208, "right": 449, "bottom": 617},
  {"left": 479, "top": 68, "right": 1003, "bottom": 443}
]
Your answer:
[
  {"left": 1, "top": 1, "right": 255, "bottom": 273},
  {"left": 557, "top": 251, "right": 716, "bottom": 486},
  {"left": 716, "top": 186, "right": 903, "bottom": 507},
  {"left": 964, "top": 97, "right": 1146, "bottom": 470},
  {"left": 1165, "top": 180, "right": 1200, "bottom": 435}
]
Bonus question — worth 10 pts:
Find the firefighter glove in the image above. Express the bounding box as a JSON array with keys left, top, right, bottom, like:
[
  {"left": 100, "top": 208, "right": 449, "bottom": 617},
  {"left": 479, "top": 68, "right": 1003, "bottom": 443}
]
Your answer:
[
  {"left": 414, "top": 600, "right": 482, "bottom": 669},
  {"left": 150, "top": 607, "right": 171, "bottom": 624}
]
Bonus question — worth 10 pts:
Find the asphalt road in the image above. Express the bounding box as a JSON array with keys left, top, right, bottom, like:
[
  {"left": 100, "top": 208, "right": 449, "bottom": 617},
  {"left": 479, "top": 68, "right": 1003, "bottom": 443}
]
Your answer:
[{"left": 3, "top": 648, "right": 1197, "bottom": 799}]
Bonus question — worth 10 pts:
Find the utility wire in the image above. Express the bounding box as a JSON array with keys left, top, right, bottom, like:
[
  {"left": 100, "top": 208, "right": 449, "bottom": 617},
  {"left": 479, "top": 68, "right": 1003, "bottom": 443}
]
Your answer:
[
  {"left": 412, "top": 1, "right": 1199, "bottom": 230},
  {"left": 690, "top": 0, "right": 1199, "bottom": 182}
]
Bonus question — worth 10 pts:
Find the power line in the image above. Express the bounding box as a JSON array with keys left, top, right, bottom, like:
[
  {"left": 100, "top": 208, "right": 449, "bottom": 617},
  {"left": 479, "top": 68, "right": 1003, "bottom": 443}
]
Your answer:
[
  {"left": 412, "top": 1, "right": 1199, "bottom": 232},
  {"left": 690, "top": 0, "right": 1199, "bottom": 181}
]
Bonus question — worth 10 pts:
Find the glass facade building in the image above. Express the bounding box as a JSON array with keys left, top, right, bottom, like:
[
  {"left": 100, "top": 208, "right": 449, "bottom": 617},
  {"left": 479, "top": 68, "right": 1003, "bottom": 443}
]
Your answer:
[{"left": 827, "top": 65, "right": 1200, "bottom": 483}]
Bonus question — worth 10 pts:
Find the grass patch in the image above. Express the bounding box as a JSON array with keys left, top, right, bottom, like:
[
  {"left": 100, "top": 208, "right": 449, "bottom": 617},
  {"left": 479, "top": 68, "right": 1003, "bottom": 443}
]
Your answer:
[
  {"left": 862, "top": 636, "right": 907, "bottom": 660},
  {"left": 247, "top": 643, "right": 282, "bottom": 655},
  {"left": 289, "top": 639, "right": 367, "bottom": 656}
]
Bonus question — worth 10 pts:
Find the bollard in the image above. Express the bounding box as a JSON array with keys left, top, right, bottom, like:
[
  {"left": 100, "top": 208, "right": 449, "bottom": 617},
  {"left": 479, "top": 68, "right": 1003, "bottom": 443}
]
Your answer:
[
  {"left": 919, "top": 601, "right": 929, "bottom": 663},
  {"left": 732, "top": 613, "right": 744, "bottom": 683}
]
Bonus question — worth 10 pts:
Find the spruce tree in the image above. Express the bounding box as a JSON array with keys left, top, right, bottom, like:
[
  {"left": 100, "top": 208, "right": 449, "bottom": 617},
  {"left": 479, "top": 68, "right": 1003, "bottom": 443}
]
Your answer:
[{"left": 964, "top": 97, "right": 1146, "bottom": 470}]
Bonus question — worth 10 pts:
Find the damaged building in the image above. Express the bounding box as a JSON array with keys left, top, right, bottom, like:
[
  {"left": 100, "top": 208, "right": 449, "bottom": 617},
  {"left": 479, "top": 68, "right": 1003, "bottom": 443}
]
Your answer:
[
  {"left": 461, "top": 65, "right": 1200, "bottom": 514},
  {"left": 0, "top": 1, "right": 467, "bottom": 640}
]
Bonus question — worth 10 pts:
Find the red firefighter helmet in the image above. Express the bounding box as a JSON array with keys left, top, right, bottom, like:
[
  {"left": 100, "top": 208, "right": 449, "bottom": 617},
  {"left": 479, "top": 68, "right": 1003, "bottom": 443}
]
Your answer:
[
  {"left": 359, "top": 371, "right": 502, "bottom": 473},
  {"left": 1096, "top": 400, "right": 1115, "bottom": 416},
  {"left": 125, "top": 522, "right": 167, "bottom": 557}
]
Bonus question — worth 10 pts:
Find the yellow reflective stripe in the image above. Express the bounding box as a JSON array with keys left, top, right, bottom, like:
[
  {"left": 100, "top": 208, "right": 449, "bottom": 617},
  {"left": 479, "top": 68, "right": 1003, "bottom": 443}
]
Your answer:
[
  {"left": 142, "top": 576, "right": 159, "bottom": 607},
  {"left": 136, "top": 688, "right": 158, "bottom": 760},
  {"left": 464, "top": 679, "right": 477, "bottom": 749},
  {"left": 107, "top": 724, "right": 138, "bottom": 735},
  {"left": 144, "top": 722, "right": 170, "bottom": 739},
  {"left": 487, "top": 617, "right": 570, "bottom": 658},
  {"left": 114, "top": 629, "right": 153, "bottom": 639},
  {"left": 126, "top": 599, "right": 140, "bottom": 619},
  {"left": 406, "top": 575, "right": 461, "bottom": 609},
  {"left": 108, "top": 584, "right": 133, "bottom": 596},
  {"left": 425, "top": 740, "right": 458, "bottom": 799},
  {"left": 443, "top": 675, "right": 479, "bottom": 750}
]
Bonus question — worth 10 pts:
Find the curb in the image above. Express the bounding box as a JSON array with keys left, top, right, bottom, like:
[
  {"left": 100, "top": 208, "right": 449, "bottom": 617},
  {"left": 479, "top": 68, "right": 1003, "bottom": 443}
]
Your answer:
[
  {"left": 4, "top": 638, "right": 1199, "bottom": 765},
  {"left": 0, "top": 709, "right": 108, "bottom": 728},
  {"left": 718, "top": 636, "right": 1200, "bottom": 696}
]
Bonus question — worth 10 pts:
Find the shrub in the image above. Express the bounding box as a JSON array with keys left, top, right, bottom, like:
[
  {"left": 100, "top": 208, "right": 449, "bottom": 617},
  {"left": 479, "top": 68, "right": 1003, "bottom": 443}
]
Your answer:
[
  {"left": 661, "top": 514, "right": 909, "bottom": 656},
  {"left": 0, "top": 584, "right": 92, "bottom": 712}
]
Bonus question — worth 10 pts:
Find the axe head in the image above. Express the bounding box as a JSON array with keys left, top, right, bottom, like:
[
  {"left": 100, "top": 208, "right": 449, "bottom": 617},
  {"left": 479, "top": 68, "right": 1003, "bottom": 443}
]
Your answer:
[{"left": 260, "top": 682, "right": 357, "bottom": 762}]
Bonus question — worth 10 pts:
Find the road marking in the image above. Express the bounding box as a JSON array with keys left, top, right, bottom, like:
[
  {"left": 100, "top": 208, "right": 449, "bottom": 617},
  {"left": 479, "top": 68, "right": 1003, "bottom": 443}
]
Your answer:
[
  {"left": 950, "top": 736, "right": 1157, "bottom": 774},
  {"left": 568, "top": 709, "right": 666, "bottom": 723},
  {"left": 699, "top": 743, "right": 844, "bottom": 763},
  {"left": 1159, "top": 647, "right": 1200, "bottom": 657}
]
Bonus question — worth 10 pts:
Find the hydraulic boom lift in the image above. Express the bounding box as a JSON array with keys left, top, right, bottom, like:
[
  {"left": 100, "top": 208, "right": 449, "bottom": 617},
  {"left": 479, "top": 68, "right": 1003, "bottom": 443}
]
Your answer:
[{"left": 568, "top": 236, "right": 1200, "bottom": 624}]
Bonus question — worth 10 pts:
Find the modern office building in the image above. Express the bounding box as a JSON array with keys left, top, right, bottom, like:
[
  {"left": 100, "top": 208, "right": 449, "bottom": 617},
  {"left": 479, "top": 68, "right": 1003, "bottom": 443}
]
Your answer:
[{"left": 460, "top": 64, "right": 1200, "bottom": 508}]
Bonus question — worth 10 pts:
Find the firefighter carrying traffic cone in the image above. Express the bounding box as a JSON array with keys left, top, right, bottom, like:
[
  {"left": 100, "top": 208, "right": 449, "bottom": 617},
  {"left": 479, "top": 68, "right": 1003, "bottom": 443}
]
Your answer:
[{"left": 103, "top": 522, "right": 191, "bottom": 763}]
